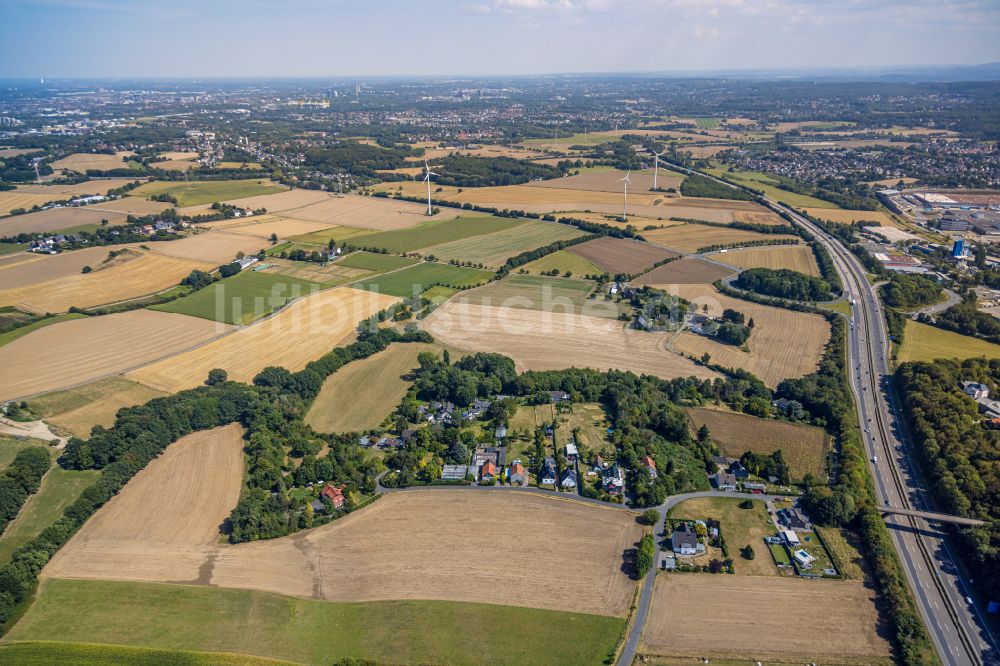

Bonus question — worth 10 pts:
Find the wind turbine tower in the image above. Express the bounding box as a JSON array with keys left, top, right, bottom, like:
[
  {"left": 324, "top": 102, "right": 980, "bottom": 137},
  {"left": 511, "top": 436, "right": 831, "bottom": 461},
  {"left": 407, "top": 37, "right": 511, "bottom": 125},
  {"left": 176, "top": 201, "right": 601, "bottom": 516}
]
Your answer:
[
  {"left": 423, "top": 160, "right": 438, "bottom": 216},
  {"left": 652, "top": 150, "right": 663, "bottom": 190},
  {"left": 619, "top": 170, "right": 631, "bottom": 222}
]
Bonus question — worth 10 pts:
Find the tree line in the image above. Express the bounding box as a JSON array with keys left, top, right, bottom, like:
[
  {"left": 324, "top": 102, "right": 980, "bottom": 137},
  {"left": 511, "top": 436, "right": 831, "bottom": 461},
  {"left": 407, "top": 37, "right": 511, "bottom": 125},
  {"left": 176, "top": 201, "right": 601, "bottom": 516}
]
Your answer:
[{"left": 736, "top": 267, "right": 835, "bottom": 302}]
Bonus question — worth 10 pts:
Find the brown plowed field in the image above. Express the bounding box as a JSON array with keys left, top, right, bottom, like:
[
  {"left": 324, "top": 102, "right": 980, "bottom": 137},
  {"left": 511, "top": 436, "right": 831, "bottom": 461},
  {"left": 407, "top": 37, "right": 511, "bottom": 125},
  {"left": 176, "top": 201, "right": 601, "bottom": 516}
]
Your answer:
[
  {"left": 633, "top": 257, "right": 736, "bottom": 286},
  {"left": 128, "top": 287, "right": 397, "bottom": 393},
  {"left": 713, "top": 244, "right": 820, "bottom": 276},
  {"left": 0, "top": 310, "right": 230, "bottom": 401},
  {"left": 640, "top": 575, "right": 891, "bottom": 662},
  {"left": 45, "top": 424, "right": 246, "bottom": 584},
  {"left": 566, "top": 237, "right": 679, "bottom": 274},
  {"left": 422, "top": 302, "right": 719, "bottom": 381},
  {"left": 0, "top": 248, "right": 214, "bottom": 314},
  {"left": 642, "top": 224, "right": 798, "bottom": 253},
  {"left": 658, "top": 284, "right": 830, "bottom": 387}
]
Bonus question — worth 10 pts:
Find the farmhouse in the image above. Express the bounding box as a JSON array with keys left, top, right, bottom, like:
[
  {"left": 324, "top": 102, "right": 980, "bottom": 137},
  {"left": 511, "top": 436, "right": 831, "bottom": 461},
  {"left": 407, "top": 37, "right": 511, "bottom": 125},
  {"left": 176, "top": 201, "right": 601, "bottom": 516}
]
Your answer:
[
  {"left": 320, "top": 484, "right": 346, "bottom": 510},
  {"left": 473, "top": 445, "right": 507, "bottom": 470},
  {"left": 549, "top": 390, "right": 571, "bottom": 402},
  {"left": 671, "top": 523, "right": 699, "bottom": 556}
]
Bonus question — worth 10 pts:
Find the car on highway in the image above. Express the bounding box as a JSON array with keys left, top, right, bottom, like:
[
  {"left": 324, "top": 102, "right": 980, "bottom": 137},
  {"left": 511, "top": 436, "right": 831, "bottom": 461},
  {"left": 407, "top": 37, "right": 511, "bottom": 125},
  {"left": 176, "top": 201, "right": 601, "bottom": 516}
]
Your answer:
[{"left": 871, "top": 456, "right": 878, "bottom": 463}]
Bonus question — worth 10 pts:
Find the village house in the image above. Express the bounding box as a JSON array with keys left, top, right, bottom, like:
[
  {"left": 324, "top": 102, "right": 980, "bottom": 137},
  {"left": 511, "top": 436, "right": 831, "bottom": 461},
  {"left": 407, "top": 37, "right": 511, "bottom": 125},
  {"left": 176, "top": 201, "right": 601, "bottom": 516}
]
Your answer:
[
  {"left": 713, "top": 471, "right": 738, "bottom": 492},
  {"left": 549, "top": 390, "right": 571, "bottom": 402},
  {"left": 602, "top": 464, "right": 624, "bottom": 494},
  {"left": 777, "top": 507, "right": 810, "bottom": 531},
  {"left": 671, "top": 523, "right": 699, "bottom": 556},
  {"left": 480, "top": 461, "right": 497, "bottom": 483},
  {"left": 509, "top": 462, "right": 526, "bottom": 485},
  {"left": 560, "top": 468, "right": 577, "bottom": 489},
  {"left": 728, "top": 461, "right": 750, "bottom": 480},
  {"left": 473, "top": 445, "right": 506, "bottom": 470},
  {"left": 320, "top": 483, "right": 346, "bottom": 510},
  {"left": 641, "top": 456, "right": 657, "bottom": 479},
  {"left": 540, "top": 458, "right": 557, "bottom": 486}
]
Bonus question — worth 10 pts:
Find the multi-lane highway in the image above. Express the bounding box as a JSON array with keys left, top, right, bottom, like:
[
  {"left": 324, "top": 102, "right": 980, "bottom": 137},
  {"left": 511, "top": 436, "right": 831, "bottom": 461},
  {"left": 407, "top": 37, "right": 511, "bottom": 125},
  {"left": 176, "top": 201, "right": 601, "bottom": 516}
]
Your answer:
[{"left": 774, "top": 201, "right": 998, "bottom": 666}]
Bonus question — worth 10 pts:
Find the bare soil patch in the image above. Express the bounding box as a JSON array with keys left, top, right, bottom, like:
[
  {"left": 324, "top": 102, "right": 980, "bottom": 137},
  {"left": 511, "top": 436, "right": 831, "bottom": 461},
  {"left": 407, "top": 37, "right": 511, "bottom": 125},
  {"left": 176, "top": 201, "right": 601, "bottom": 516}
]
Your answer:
[{"left": 633, "top": 257, "right": 736, "bottom": 286}]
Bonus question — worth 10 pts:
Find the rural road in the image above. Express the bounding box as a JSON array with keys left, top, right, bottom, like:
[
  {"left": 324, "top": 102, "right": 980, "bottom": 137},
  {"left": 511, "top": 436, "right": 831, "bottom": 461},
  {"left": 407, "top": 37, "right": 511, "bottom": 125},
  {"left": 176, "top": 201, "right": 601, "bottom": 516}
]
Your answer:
[{"left": 666, "top": 159, "right": 999, "bottom": 666}]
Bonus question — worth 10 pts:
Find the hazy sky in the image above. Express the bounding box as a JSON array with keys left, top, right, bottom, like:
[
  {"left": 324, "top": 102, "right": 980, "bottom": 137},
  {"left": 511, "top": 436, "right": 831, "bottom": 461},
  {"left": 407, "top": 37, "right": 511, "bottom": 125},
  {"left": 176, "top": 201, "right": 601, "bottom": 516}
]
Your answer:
[{"left": 2, "top": 0, "right": 999, "bottom": 78}]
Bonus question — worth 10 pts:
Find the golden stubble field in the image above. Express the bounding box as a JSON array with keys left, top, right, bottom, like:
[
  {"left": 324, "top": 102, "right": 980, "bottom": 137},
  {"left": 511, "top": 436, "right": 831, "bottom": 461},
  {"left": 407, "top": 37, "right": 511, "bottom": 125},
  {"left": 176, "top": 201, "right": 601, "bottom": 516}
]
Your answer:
[
  {"left": 646, "top": 284, "right": 830, "bottom": 387},
  {"left": 44, "top": 424, "right": 643, "bottom": 617},
  {"left": 0, "top": 310, "right": 230, "bottom": 401},
  {"left": 0, "top": 179, "right": 138, "bottom": 217},
  {"left": 50, "top": 151, "right": 135, "bottom": 172},
  {"left": 0, "top": 248, "right": 216, "bottom": 314},
  {"left": 127, "top": 286, "right": 398, "bottom": 393},
  {"left": 633, "top": 257, "right": 736, "bottom": 286},
  {"left": 640, "top": 575, "right": 891, "bottom": 663},
  {"left": 422, "top": 302, "right": 720, "bottom": 381},
  {"left": 713, "top": 244, "right": 820, "bottom": 276},
  {"left": 642, "top": 224, "right": 799, "bottom": 253}
]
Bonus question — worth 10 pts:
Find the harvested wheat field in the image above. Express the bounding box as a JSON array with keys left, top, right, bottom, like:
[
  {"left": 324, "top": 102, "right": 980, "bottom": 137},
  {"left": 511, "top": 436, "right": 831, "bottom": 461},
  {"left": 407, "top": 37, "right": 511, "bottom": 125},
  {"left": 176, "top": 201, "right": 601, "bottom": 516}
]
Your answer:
[
  {"left": 0, "top": 244, "right": 138, "bottom": 291},
  {"left": 640, "top": 575, "right": 891, "bottom": 663},
  {"left": 29, "top": 376, "right": 167, "bottom": 439},
  {"left": 47, "top": 447, "right": 642, "bottom": 617},
  {"left": 375, "top": 181, "right": 662, "bottom": 213},
  {"left": 526, "top": 169, "right": 684, "bottom": 194},
  {"left": 88, "top": 198, "right": 172, "bottom": 216},
  {"left": 0, "top": 248, "right": 214, "bottom": 314},
  {"left": 685, "top": 406, "right": 829, "bottom": 479},
  {"left": 51, "top": 151, "right": 135, "bottom": 173},
  {"left": 0, "top": 310, "right": 230, "bottom": 401},
  {"left": 195, "top": 187, "right": 328, "bottom": 215},
  {"left": 211, "top": 215, "right": 335, "bottom": 239},
  {"left": 663, "top": 284, "right": 830, "bottom": 387},
  {"left": 45, "top": 424, "right": 246, "bottom": 583},
  {"left": 713, "top": 244, "right": 820, "bottom": 276},
  {"left": 128, "top": 287, "right": 397, "bottom": 393},
  {"left": 147, "top": 231, "right": 268, "bottom": 264},
  {"left": 153, "top": 151, "right": 200, "bottom": 170},
  {"left": 803, "top": 207, "right": 899, "bottom": 228},
  {"left": 642, "top": 224, "right": 798, "bottom": 253},
  {"left": 423, "top": 302, "right": 719, "bottom": 381},
  {"left": 0, "top": 179, "right": 134, "bottom": 217},
  {"left": 273, "top": 194, "right": 451, "bottom": 230},
  {"left": 306, "top": 343, "right": 440, "bottom": 433},
  {"left": 0, "top": 206, "right": 127, "bottom": 235},
  {"left": 566, "top": 237, "right": 679, "bottom": 275},
  {"left": 633, "top": 257, "right": 736, "bottom": 286}
]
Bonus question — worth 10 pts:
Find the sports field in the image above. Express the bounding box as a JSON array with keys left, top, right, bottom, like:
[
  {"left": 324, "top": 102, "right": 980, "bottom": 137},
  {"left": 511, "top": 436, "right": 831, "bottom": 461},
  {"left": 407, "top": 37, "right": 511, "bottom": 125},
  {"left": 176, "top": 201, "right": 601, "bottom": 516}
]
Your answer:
[
  {"left": 714, "top": 244, "right": 820, "bottom": 276},
  {"left": 566, "top": 237, "right": 679, "bottom": 275},
  {"left": 0, "top": 310, "right": 230, "bottom": 401},
  {"left": 685, "top": 406, "right": 829, "bottom": 480},
  {"left": 8, "top": 580, "right": 624, "bottom": 666},
  {"left": 350, "top": 262, "right": 493, "bottom": 298},
  {"left": 346, "top": 215, "right": 522, "bottom": 253},
  {"left": 28, "top": 376, "right": 166, "bottom": 439},
  {"left": 642, "top": 223, "right": 798, "bottom": 253},
  {"left": 152, "top": 271, "right": 323, "bottom": 324},
  {"left": 419, "top": 219, "right": 585, "bottom": 268},
  {"left": 0, "top": 466, "right": 100, "bottom": 564},
  {"left": 668, "top": 496, "right": 779, "bottom": 575},
  {"left": 0, "top": 248, "right": 215, "bottom": 314},
  {"left": 305, "top": 342, "right": 440, "bottom": 433},
  {"left": 129, "top": 179, "right": 286, "bottom": 207},
  {"left": 897, "top": 320, "right": 1000, "bottom": 363},
  {"left": 520, "top": 249, "right": 603, "bottom": 276},
  {"left": 633, "top": 257, "right": 736, "bottom": 286},
  {"left": 640, "top": 575, "right": 891, "bottom": 663},
  {"left": 423, "top": 302, "right": 720, "bottom": 381},
  {"left": 128, "top": 287, "right": 397, "bottom": 392}
]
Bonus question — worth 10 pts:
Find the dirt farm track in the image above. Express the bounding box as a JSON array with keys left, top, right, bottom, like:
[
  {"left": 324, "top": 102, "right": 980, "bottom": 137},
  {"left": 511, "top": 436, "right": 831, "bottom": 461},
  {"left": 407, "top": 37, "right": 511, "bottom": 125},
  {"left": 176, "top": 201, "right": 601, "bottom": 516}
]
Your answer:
[{"left": 45, "top": 424, "right": 643, "bottom": 618}]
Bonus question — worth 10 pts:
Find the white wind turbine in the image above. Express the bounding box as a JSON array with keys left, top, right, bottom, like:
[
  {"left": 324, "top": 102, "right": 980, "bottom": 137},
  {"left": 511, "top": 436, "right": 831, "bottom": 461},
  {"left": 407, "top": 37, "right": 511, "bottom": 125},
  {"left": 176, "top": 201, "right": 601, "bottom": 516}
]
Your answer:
[
  {"left": 423, "top": 159, "right": 438, "bottom": 216},
  {"left": 651, "top": 150, "right": 663, "bottom": 190},
  {"left": 620, "top": 170, "right": 631, "bottom": 222}
]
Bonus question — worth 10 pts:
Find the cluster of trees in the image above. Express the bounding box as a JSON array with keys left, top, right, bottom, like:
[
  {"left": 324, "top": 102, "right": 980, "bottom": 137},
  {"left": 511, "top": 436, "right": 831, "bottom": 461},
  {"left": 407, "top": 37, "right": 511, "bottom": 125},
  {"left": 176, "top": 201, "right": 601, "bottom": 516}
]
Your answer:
[
  {"left": 299, "top": 141, "right": 415, "bottom": 180},
  {"left": 0, "top": 447, "right": 51, "bottom": 536},
  {"left": 680, "top": 173, "right": 754, "bottom": 201},
  {"left": 739, "top": 450, "right": 790, "bottom": 485},
  {"left": 715, "top": 308, "right": 752, "bottom": 346},
  {"left": 635, "top": 533, "right": 656, "bottom": 579},
  {"left": 0, "top": 153, "right": 51, "bottom": 182},
  {"left": 880, "top": 273, "right": 942, "bottom": 309},
  {"left": 736, "top": 267, "right": 834, "bottom": 302},
  {"left": 2, "top": 210, "right": 183, "bottom": 247},
  {"left": 428, "top": 155, "right": 562, "bottom": 187},
  {"left": 926, "top": 296, "right": 1000, "bottom": 344},
  {"left": 895, "top": 357, "right": 999, "bottom": 604}
]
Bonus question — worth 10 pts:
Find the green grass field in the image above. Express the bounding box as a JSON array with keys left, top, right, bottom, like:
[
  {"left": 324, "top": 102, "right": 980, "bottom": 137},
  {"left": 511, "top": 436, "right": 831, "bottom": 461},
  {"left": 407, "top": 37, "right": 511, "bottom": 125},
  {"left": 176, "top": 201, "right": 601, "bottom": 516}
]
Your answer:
[
  {"left": 0, "top": 243, "right": 27, "bottom": 255},
  {"left": 897, "top": 320, "right": 1000, "bottom": 363},
  {"left": 0, "top": 437, "right": 41, "bottom": 471},
  {"left": 8, "top": 579, "right": 625, "bottom": 666},
  {"left": 285, "top": 226, "right": 377, "bottom": 247},
  {"left": 0, "top": 313, "right": 88, "bottom": 348},
  {"left": 350, "top": 262, "right": 493, "bottom": 298},
  {"left": 693, "top": 118, "right": 722, "bottom": 129},
  {"left": 346, "top": 215, "right": 523, "bottom": 254},
  {"left": 0, "top": 642, "right": 296, "bottom": 666},
  {"left": 422, "top": 285, "right": 459, "bottom": 304},
  {"left": 520, "top": 249, "right": 604, "bottom": 277},
  {"left": 668, "top": 497, "right": 778, "bottom": 576},
  {"left": 705, "top": 163, "right": 837, "bottom": 209},
  {"left": 334, "top": 251, "right": 419, "bottom": 272},
  {"left": 420, "top": 220, "right": 585, "bottom": 268},
  {"left": 0, "top": 467, "right": 100, "bottom": 564},
  {"left": 151, "top": 271, "right": 322, "bottom": 325},
  {"left": 128, "top": 179, "right": 285, "bottom": 207}
]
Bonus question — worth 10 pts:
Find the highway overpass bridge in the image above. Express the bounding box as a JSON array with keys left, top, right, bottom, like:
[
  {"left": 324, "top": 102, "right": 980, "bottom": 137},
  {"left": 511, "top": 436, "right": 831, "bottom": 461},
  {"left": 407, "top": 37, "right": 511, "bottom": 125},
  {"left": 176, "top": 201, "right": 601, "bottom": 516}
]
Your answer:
[{"left": 882, "top": 506, "right": 986, "bottom": 527}]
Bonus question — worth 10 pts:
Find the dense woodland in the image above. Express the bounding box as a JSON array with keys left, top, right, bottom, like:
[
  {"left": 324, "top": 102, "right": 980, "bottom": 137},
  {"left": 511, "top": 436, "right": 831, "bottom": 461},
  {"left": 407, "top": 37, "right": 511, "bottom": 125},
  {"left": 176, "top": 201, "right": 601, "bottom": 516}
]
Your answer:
[
  {"left": 895, "top": 358, "right": 1000, "bottom": 604},
  {"left": 736, "top": 267, "right": 835, "bottom": 302},
  {"left": 880, "top": 273, "right": 943, "bottom": 309},
  {"left": 679, "top": 173, "right": 754, "bottom": 201},
  {"left": 0, "top": 448, "right": 51, "bottom": 537},
  {"left": 429, "top": 155, "right": 563, "bottom": 187}
]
